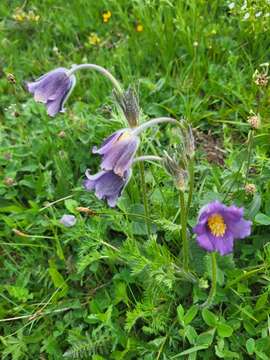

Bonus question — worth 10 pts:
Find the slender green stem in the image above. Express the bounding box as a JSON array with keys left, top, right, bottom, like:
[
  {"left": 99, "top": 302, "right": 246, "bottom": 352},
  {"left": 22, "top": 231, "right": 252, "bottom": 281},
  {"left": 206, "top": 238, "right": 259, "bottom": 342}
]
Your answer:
[
  {"left": 138, "top": 160, "right": 151, "bottom": 236},
  {"left": 245, "top": 130, "right": 254, "bottom": 185},
  {"left": 186, "top": 157, "right": 195, "bottom": 215},
  {"left": 179, "top": 191, "right": 188, "bottom": 271},
  {"left": 222, "top": 160, "right": 244, "bottom": 202},
  {"left": 201, "top": 252, "right": 217, "bottom": 308}
]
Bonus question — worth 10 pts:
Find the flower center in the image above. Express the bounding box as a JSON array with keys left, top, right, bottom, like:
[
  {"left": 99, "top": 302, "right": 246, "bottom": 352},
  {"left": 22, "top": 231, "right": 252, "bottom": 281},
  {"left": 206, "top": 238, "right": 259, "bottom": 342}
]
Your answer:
[
  {"left": 119, "top": 130, "right": 132, "bottom": 141},
  {"left": 207, "top": 213, "right": 227, "bottom": 237}
]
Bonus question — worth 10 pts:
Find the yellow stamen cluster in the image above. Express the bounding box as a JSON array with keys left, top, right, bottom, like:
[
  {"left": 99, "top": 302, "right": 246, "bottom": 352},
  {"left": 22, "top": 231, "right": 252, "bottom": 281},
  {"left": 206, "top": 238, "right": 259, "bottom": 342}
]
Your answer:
[
  {"left": 208, "top": 213, "right": 227, "bottom": 237},
  {"left": 102, "top": 11, "right": 112, "bottom": 23},
  {"left": 118, "top": 130, "right": 132, "bottom": 141}
]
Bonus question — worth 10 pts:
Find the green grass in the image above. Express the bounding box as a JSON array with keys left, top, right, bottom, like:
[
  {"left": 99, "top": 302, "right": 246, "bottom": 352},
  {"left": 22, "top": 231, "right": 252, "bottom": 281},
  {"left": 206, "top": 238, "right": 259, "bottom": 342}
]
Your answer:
[{"left": 1, "top": 0, "right": 270, "bottom": 359}]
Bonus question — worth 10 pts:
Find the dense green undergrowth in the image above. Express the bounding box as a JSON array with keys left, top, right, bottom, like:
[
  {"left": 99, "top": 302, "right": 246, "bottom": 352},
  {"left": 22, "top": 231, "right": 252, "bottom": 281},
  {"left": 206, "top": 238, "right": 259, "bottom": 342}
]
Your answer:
[{"left": 1, "top": 0, "right": 270, "bottom": 359}]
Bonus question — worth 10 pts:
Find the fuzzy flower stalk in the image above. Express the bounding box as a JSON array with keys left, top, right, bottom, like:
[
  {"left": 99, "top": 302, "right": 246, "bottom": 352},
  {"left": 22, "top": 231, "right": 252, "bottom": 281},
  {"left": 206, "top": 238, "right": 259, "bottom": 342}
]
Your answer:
[{"left": 162, "top": 122, "right": 195, "bottom": 271}]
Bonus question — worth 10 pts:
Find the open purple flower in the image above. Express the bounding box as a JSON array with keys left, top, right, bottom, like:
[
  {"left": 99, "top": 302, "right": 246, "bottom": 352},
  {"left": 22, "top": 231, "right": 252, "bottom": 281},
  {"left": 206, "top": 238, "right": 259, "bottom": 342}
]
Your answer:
[
  {"left": 92, "top": 129, "right": 139, "bottom": 177},
  {"left": 193, "top": 201, "right": 252, "bottom": 256},
  {"left": 84, "top": 168, "right": 131, "bottom": 207},
  {"left": 26, "top": 67, "right": 76, "bottom": 117}
]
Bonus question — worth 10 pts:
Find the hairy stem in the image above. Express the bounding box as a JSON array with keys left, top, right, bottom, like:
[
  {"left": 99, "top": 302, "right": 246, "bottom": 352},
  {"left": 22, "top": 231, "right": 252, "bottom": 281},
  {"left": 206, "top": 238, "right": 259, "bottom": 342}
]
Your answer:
[
  {"left": 186, "top": 157, "right": 195, "bottom": 215},
  {"left": 133, "top": 155, "right": 162, "bottom": 163},
  {"left": 138, "top": 159, "right": 151, "bottom": 236},
  {"left": 201, "top": 252, "right": 217, "bottom": 308},
  {"left": 68, "top": 64, "right": 123, "bottom": 94},
  {"left": 245, "top": 130, "right": 254, "bottom": 185},
  {"left": 179, "top": 191, "right": 188, "bottom": 271},
  {"left": 132, "top": 117, "right": 180, "bottom": 136}
]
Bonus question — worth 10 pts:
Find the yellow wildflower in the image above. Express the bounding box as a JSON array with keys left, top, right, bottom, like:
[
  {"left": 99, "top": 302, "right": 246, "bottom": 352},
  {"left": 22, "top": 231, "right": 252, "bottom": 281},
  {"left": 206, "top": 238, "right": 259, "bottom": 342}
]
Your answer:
[
  {"left": 136, "top": 24, "right": 144, "bottom": 32},
  {"left": 102, "top": 10, "right": 112, "bottom": 23},
  {"left": 12, "top": 9, "right": 26, "bottom": 22},
  {"left": 88, "top": 33, "right": 101, "bottom": 46},
  {"left": 12, "top": 8, "right": 40, "bottom": 23}
]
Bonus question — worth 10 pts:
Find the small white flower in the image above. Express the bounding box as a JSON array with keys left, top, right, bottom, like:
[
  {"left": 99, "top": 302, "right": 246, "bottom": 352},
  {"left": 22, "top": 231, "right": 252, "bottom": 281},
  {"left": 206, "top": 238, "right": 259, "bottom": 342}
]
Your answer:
[
  {"left": 228, "top": 2, "right": 235, "bottom": 9},
  {"left": 243, "top": 12, "right": 250, "bottom": 20},
  {"left": 255, "top": 11, "right": 262, "bottom": 17},
  {"left": 241, "top": 0, "right": 247, "bottom": 10}
]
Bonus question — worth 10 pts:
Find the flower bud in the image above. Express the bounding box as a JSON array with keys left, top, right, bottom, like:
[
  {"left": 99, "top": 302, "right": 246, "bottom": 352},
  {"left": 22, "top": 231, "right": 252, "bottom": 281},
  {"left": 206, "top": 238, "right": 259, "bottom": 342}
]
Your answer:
[
  {"left": 7, "top": 73, "right": 16, "bottom": 84},
  {"left": 4, "top": 177, "right": 15, "bottom": 186},
  {"left": 58, "top": 130, "right": 66, "bottom": 138},
  {"left": 253, "top": 64, "right": 269, "bottom": 87},
  {"left": 60, "top": 214, "right": 77, "bottom": 227},
  {"left": 244, "top": 183, "right": 256, "bottom": 195},
  {"left": 247, "top": 114, "right": 260, "bottom": 129},
  {"left": 163, "top": 153, "right": 188, "bottom": 191},
  {"left": 114, "top": 86, "right": 140, "bottom": 128}
]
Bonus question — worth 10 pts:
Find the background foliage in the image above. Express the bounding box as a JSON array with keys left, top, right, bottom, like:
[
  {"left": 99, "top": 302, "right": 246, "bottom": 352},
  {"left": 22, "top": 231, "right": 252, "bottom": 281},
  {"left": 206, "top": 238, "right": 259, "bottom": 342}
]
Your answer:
[{"left": 1, "top": 0, "right": 270, "bottom": 359}]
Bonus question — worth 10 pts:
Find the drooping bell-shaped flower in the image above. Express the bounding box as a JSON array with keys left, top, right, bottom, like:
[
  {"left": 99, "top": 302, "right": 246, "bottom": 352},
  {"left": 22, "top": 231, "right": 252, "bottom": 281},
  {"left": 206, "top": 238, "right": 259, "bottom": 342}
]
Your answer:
[
  {"left": 26, "top": 67, "right": 76, "bottom": 117},
  {"left": 84, "top": 168, "right": 131, "bottom": 207},
  {"left": 93, "top": 129, "right": 139, "bottom": 177},
  {"left": 193, "top": 201, "right": 252, "bottom": 256}
]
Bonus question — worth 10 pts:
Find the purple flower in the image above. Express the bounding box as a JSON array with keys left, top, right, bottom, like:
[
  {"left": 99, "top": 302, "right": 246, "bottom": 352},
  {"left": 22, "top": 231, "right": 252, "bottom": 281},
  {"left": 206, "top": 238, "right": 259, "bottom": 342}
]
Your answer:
[
  {"left": 193, "top": 201, "right": 252, "bottom": 256},
  {"left": 92, "top": 129, "right": 139, "bottom": 177},
  {"left": 60, "top": 214, "right": 77, "bottom": 227},
  {"left": 26, "top": 67, "right": 76, "bottom": 117},
  {"left": 84, "top": 168, "right": 131, "bottom": 207}
]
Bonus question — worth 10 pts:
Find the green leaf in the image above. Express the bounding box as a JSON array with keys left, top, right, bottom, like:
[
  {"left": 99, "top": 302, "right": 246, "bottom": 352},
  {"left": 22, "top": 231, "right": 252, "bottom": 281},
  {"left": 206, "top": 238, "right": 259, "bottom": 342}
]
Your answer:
[
  {"left": 184, "top": 305, "right": 199, "bottom": 325},
  {"left": 171, "top": 345, "right": 208, "bottom": 358},
  {"left": 255, "top": 213, "right": 270, "bottom": 225},
  {"left": 64, "top": 199, "right": 79, "bottom": 214},
  {"left": 202, "top": 309, "right": 218, "bottom": 327},
  {"left": 246, "top": 338, "right": 255, "bottom": 354},
  {"left": 217, "top": 323, "right": 233, "bottom": 338},
  {"left": 246, "top": 194, "right": 261, "bottom": 219},
  {"left": 185, "top": 325, "right": 198, "bottom": 345},
  {"left": 48, "top": 259, "right": 68, "bottom": 298},
  {"left": 255, "top": 292, "right": 268, "bottom": 310},
  {"left": 177, "top": 304, "right": 185, "bottom": 324},
  {"left": 113, "top": 281, "right": 129, "bottom": 305},
  {"left": 196, "top": 329, "right": 215, "bottom": 346}
]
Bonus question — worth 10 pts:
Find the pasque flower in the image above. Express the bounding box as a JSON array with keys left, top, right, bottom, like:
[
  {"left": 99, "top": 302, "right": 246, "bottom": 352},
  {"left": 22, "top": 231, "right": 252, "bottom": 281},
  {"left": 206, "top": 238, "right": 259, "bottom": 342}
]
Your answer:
[
  {"left": 193, "top": 201, "right": 252, "bottom": 255},
  {"left": 26, "top": 67, "right": 76, "bottom": 117},
  {"left": 84, "top": 168, "right": 131, "bottom": 207},
  {"left": 93, "top": 129, "right": 139, "bottom": 177}
]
